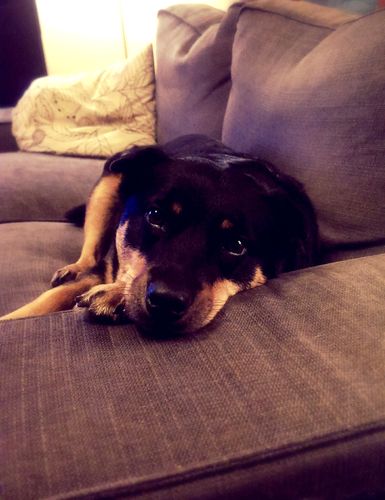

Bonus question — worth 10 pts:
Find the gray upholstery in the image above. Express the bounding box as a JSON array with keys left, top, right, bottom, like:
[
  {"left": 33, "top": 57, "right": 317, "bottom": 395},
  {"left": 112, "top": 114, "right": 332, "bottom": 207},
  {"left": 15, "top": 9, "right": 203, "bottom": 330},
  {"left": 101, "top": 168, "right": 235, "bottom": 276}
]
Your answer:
[
  {"left": 222, "top": 1, "right": 385, "bottom": 248},
  {"left": 0, "top": 222, "right": 83, "bottom": 315},
  {"left": 1, "top": 254, "right": 385, "bottom": 498},
  {"left": 1, "top": 1, "right": 385, "bottom": 498},
  {"left": 155, "top": 3, "right": 241, "bottom": 143},
  {"left": 0, "top": 152, "right": 103, "bottom": 222}
]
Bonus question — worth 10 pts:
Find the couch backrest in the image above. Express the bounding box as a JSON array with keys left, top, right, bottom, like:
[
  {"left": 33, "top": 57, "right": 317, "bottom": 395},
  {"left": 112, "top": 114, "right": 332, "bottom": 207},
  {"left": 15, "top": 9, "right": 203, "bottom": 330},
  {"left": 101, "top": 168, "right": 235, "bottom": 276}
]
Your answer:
[{"left": 155, "top": 0, "right": 385, "bottom": 249}]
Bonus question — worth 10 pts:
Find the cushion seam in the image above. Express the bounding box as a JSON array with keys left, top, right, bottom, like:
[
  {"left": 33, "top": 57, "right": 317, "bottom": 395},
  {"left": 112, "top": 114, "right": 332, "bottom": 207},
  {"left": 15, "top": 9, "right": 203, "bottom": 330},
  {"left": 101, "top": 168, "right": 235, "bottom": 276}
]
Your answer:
[
  {"left": 0, "top": 219, "right": 70, "bottom": 224},
  {"left": 158, "top": 9, "right": 222, "bottom": 37},
  {"left": 239, "top": 4, "right": 358, "bottom": 30}
]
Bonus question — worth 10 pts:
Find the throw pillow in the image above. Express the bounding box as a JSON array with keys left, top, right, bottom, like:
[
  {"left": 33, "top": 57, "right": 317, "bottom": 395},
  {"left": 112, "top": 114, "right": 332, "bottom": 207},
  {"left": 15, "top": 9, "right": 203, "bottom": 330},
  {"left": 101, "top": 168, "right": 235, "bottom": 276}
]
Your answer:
[{"left": 12, "top": 45, "right": 155, "bottom": 158}]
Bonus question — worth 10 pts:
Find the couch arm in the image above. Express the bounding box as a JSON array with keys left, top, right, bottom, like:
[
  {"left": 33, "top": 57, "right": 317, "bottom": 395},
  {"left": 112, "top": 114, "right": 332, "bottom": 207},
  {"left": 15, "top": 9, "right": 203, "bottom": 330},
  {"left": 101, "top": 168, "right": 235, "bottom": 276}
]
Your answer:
[{"left": 1, "top": 254, "right": 385, "bottom": 498}]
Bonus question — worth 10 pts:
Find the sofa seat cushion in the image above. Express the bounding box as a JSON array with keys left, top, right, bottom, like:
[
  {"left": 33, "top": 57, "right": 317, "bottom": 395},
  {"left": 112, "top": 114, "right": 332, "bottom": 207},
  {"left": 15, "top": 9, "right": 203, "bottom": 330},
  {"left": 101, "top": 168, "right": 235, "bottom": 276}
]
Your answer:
[
  {"left": 0, "top": 221, "right": 82, "bottom": 316},
  {"left": 222, "top": 0, "right": 385, "bottom": 249},
  {"left": 1, "top": 253, "right": 385, "bottom": 498},
  {"left": 0, "top": 152, "right": 102, "bottom": 222}
]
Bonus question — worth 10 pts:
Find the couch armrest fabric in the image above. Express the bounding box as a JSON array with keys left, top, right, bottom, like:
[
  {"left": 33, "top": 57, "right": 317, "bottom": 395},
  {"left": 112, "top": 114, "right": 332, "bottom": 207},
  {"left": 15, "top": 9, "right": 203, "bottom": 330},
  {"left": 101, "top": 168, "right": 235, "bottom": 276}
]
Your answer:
[
  {"left": 155, "top": 3, "right": 241, "bottom": 143},
  {"left": 2, "top": 254, "right": 385, "bottom": 498},
  {"left": 0, "top": 152, "right": 102, "bottom": 223},
  {"left": 222, "top": 0, "right": 385, "bottom": 249}
]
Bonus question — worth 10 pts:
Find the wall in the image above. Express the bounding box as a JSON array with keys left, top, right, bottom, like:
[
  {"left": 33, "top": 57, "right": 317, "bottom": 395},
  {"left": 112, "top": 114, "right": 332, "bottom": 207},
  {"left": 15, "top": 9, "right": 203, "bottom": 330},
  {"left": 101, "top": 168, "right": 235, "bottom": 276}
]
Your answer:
[
  {"left": 0, "top": 0, "right": 46, "bottom": 106},
  {"left": 36, "top": 0, "right": 233, "bottom": 76}
]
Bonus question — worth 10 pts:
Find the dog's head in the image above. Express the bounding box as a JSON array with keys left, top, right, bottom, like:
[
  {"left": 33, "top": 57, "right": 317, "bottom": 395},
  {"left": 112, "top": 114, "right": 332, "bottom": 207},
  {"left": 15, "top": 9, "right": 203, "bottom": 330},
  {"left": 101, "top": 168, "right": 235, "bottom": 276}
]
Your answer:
[{"left": 105, "top": 139, "right": 318, "bottom": 335}]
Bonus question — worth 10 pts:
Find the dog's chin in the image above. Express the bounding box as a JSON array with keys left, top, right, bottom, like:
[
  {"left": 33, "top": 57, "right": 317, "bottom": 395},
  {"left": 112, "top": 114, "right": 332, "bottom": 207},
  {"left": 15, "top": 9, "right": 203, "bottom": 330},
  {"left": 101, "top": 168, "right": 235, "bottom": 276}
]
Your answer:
[
  {"left": 135, "top": 318, "right": 192, "bottom": 339},
  {"left": 125, "top": 305, "right": 208, "bottom": 338}
]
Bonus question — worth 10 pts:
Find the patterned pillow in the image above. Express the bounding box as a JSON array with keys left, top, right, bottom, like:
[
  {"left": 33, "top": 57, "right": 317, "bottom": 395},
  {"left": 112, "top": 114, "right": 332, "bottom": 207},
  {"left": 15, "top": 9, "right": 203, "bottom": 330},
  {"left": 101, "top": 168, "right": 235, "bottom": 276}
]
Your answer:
[{"left": 12, "top": 45, "right": 155, "bottom": 158}]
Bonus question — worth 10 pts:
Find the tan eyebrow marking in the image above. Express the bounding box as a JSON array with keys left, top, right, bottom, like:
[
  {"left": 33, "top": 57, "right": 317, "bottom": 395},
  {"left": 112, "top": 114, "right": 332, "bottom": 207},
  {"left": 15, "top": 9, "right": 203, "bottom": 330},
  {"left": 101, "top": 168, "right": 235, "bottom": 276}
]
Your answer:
[
  {"left": 221, "top": 219, "right": 234, "bottom": 230},
  {"left": 171, "top": 202, "right": 183, "bottom": 215}
]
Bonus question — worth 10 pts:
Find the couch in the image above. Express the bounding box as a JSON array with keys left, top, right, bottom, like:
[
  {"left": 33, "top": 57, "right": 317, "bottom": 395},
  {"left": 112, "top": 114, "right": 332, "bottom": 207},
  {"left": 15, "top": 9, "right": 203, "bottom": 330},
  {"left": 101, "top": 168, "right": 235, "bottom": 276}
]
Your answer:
[{"left": 1, "top": 1, "right": 385, "bottom": 498}]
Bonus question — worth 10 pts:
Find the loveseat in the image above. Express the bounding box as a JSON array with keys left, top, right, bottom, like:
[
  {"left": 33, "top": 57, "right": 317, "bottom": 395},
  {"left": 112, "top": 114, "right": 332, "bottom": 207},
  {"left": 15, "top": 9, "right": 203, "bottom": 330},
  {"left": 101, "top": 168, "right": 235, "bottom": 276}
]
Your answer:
[{"left": 1, "top": 1, "right": 385, "bottom": 498}]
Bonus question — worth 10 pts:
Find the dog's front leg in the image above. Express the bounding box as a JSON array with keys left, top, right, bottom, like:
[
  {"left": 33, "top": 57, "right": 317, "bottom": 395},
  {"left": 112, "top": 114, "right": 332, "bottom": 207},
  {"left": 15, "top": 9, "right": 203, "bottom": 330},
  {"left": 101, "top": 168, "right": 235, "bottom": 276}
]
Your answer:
[
  {"left": 0, "top": 272, "right": 103, "bottom": 321},
  {"left": 52, "top": 172, "right": 123, "bottom": 287}
]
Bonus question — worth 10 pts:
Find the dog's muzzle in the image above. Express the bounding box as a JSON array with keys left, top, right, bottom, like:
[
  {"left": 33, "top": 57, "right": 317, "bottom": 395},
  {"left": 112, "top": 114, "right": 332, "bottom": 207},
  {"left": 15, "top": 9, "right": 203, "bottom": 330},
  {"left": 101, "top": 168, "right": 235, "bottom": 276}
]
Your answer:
[{"left": 145, "top": 280, "right": 192, "bottom": 324}]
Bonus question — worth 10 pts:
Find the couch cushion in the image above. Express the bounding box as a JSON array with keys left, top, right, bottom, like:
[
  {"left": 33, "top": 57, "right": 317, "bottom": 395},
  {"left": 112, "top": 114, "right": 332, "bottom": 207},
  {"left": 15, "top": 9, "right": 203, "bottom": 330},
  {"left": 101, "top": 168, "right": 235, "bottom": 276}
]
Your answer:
[
  {"left": 323, "top": 241, "right": 385, "bottom": 264},
  {"left": 222, "top": 0, "right": 385, "bottom": 249},
  {"left": 155, "top": 3, "right": 241, "bottom": 143},
  {"left": 1, "top": 253, "right": 385, "bottom": 498},
  {"left": 0, "top": 221, "right": 83, "bottom": 315},
  {"left": 0, "top": 152, "right": 102, "bottom": 222}
]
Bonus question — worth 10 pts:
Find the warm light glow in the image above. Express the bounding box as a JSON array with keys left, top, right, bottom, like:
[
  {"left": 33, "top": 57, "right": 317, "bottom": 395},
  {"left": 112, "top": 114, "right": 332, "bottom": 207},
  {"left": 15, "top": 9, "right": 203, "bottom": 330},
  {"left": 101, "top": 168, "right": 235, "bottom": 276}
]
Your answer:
[
  {"left": 36, "top": 0, "right": 234, "bottom": 75},
  {"left": 36, "top": 0, "right": 125, "bottom": 75},
  {"left": 121, "top": 1, "right": 234, "bottom": 60}
]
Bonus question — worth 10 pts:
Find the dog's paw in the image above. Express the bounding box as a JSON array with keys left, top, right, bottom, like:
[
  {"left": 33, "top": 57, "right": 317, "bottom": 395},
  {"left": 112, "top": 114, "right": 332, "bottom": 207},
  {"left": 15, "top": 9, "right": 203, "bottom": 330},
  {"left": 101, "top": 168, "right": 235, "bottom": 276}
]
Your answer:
[
  {"left": 51, "top": 263, "right": 85, "bottom": 287},
  {"left": 76, "top": 283, "right": 126, "bottom": 322}
]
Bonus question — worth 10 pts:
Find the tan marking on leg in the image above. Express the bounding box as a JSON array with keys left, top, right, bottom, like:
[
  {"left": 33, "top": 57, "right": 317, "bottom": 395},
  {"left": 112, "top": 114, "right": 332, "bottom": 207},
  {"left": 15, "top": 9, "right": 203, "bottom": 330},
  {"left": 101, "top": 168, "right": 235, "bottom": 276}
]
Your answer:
[
  {"left": 0, "top": 274, "right": 102, "bottom": 321},
  {"left": 77, "top": 173, "right": 123, "bottom": 269},
  {"left": 104, "top": 258, "right": 114, "bottom": 284},
  {"left": 51, "top": 173, "right": 123, "bottom": 287}
]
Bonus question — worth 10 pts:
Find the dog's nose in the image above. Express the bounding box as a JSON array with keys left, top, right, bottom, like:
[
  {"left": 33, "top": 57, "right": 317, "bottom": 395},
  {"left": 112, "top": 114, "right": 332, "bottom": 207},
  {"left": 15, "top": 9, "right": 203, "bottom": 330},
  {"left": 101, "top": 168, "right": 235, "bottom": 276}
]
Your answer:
[{"left": 146, "top": 281, "right": 191, "bottom": 321}]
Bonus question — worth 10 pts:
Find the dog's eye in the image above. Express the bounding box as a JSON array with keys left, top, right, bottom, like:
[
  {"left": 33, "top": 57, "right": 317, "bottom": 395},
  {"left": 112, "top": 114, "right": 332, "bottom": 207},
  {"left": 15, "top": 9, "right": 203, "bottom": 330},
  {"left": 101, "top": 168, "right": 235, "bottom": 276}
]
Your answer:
[
  {"left": 222, "top": 237, "right": 247, "bottom": 257},
  {"left": 146, "top": 207, "right": 165, "bottom": 230}
]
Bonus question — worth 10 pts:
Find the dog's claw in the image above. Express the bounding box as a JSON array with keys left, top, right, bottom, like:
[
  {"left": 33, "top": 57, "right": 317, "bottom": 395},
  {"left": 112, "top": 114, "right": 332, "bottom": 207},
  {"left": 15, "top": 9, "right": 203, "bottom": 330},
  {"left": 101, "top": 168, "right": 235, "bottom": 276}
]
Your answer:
[
  {"left": 51, "top": 263, "right": 88, "bottom": 287},
  {"left": 75, "top": 294, "right": 86, "bottom": 307},
  {"left": 75, "top": 290, "right": 103, "bottom": 307},
  {"left": 51, "top": 268, "right": 75, "bottom": 287}
]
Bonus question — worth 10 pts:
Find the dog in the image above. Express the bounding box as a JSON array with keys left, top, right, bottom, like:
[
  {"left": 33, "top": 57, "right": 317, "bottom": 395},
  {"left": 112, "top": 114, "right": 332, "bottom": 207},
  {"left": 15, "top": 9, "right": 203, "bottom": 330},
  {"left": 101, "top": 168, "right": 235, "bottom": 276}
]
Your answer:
[{"left": 0, "top": 135, "right": 319, "bottom": 334}]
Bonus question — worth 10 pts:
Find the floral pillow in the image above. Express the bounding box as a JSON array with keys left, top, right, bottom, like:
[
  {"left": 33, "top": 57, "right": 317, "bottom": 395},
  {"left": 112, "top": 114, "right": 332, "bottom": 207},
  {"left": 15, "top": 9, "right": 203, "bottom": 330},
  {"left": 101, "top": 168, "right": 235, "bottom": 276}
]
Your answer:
[{"left": 12, "top": 45, "right": 155, "bottom": 158}]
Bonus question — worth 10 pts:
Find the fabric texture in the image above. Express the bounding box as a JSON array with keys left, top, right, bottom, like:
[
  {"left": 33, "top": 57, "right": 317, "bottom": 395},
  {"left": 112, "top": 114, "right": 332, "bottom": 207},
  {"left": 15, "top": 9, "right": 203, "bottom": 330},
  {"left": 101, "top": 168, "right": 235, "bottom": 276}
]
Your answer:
[
  {"left": 0, "top": 108, "right": 18, "bottom": 152},
  {"left": 0, "top": 222, "right": 83, "bottom": 316},
  {"left": 1, "top": 254, "right": 385, "bottom": 498},
  {"left": 12, "top": 45, "right": 156, "bottom": 158},
  {"left": 0, "top": 152, "right": 102, "bottom": 223},
  {"left": 309, "top": 0, "right": 378, "bottom": 14},
  {"left": 155, "top": 3, "right": 241, "bottom": 143},
  {"left": 222, "top": 0, "right": 385, "bottom": 248},
  {"left": 2, "top": 2, "right": 385, "bottom": 498}
]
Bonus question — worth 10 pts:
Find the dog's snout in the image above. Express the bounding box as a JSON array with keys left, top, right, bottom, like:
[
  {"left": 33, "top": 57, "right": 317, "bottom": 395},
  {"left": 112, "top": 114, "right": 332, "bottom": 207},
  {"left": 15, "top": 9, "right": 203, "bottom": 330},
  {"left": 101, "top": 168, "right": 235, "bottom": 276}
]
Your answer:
[{"left": 146, "top": 280, "right": 191, "bottom": 321}]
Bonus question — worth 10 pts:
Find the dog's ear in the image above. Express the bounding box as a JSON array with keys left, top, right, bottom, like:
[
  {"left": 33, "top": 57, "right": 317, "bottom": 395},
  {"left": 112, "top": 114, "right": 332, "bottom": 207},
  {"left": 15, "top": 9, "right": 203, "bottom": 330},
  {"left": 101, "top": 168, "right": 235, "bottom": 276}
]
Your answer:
[
  {"left": 264, "top": 189, "right": 319, "bottom": 275},
  {"left": 227, "top": 160, "right": 319, "bottom": 274},
  {"left": 104, "top": 145, "right": 169, "bottom": 196}
]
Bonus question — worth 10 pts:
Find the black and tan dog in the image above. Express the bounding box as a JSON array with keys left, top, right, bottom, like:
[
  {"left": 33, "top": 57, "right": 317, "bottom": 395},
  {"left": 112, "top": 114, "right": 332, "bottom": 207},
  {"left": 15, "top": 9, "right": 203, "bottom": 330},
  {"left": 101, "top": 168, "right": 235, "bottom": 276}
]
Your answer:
[{"left": 1, "top": 135, "right": 318, "bottom": 333}]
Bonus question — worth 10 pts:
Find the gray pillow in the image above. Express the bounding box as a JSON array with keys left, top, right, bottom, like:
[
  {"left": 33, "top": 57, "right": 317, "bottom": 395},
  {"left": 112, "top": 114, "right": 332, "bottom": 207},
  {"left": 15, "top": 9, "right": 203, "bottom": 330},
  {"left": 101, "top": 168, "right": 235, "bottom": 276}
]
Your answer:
[
  {"left": 222, "top": 0, "right": 385, "bottom": 248},
  {"left": 155, "top": 3, "right": 241, "bottom": 144}
]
